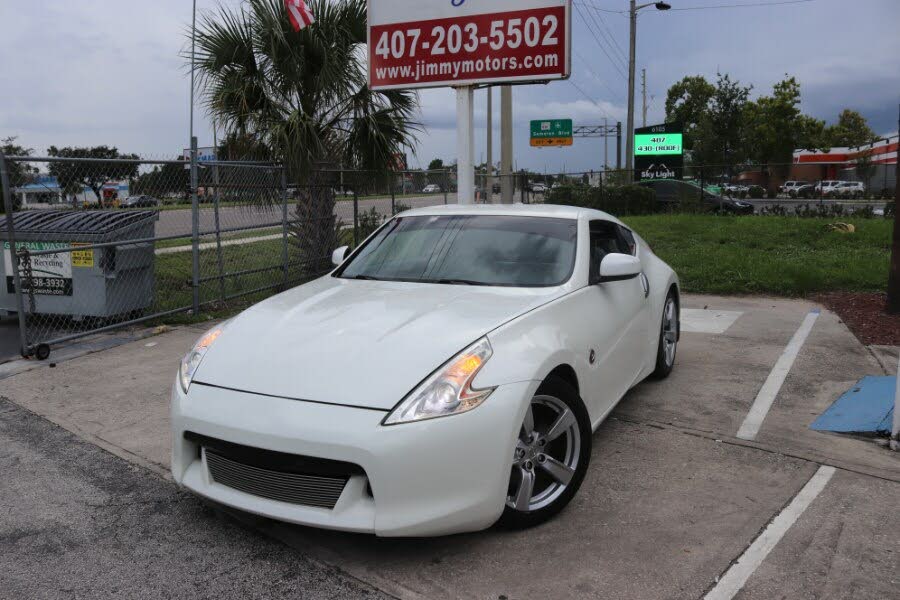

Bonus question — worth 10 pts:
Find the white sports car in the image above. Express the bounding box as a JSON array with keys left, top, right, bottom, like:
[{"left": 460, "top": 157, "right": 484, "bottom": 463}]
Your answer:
[{"left": 171, "top": 204, "right": 680, "bottom": 537}]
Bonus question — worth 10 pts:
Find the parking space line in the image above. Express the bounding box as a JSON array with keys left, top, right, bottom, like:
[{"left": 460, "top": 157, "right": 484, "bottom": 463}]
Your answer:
[
  {"left": 704, "top": 465, "right": 836, "bottom": 600},
  {"left": 736, "top": 310, "right": 820, "bottom": 440}
]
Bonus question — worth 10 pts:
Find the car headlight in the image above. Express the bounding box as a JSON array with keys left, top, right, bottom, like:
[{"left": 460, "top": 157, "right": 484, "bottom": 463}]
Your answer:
[
  {"left": 179, "top": 323, "right": 226, "bottom": 393},
  {"left": 383, "top": 338, "right": 495, "bottom": 425}
]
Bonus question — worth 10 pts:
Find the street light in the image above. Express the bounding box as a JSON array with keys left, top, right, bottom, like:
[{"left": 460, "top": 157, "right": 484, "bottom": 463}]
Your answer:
[{"left": 625, "top": 1, "right": 672, "bottom": 180}]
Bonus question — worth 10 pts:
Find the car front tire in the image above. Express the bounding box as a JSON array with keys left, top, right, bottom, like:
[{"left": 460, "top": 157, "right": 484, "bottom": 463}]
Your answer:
[
  {"left": 498, "top": 376, "right": 591, "bottom": 529},
  {"left": 652, "top": 290, "right": 679, "bottom": 379}
]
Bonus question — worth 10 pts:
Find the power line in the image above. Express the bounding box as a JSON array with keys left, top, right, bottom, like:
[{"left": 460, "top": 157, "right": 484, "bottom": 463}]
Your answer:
[
  {"left": 575, "top": 52, "right": 624, "bottom": 103},
  {"left": 577, "top": 0, "right": 816, "bottom": 13},
  {"left": 588, "top": 9, "right": 629, "bottom": 64},
  {"left": 568, "top": 80, "right": 614, "bottom": 120},
  {"left": 574, "top": 2, "right": 628, "bottom": 78}
]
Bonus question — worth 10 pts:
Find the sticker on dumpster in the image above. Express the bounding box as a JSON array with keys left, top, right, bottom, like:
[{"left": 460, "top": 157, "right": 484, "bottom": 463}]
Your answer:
[
  {"left": 72, "top": 243, "right": 94, "bottom": 268},
  {"left": 3, "top": 241, "right": 74, "bottom": 296}
]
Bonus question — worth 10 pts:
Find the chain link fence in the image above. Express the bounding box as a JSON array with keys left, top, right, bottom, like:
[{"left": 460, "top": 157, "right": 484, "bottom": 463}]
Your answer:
[{"left": 0, "top": 153, "right": 453, "bottom": 360}]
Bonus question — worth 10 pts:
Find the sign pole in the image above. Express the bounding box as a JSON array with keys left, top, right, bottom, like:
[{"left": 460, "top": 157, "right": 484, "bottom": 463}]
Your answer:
[
  {"left": 457, "top": 86, "right": 475, "bottom": 205},
  {"left": 501, "top": 86, "right": 514, "bottom": 205}
]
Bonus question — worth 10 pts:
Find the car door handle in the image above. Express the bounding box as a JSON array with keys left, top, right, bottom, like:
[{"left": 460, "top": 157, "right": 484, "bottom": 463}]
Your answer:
[{"left": 640, "top": 273, "right": 650, "bottom": 298}]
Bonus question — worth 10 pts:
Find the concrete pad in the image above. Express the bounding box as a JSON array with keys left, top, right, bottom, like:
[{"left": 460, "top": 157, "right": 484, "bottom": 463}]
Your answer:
[
  {"left": 617, "top": 294, "right": 899, "bottom": 481},
  {"left": 736, "top": 469, "right": 900, "bottom": 599},
  {"left": 868, "top": 345, "right": 899, "bottom": 375},
  {"left": 681, "top": 308, "right": 744, "bottom": 334},
  {"left": 253, "top": 419, "right": 815, "bottom": 600},
  {"left": 0, "top": 324, "right": 211, "bottom": 472}
]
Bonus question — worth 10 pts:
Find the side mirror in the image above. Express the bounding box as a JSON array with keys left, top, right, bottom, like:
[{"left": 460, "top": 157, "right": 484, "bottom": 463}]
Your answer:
[
  {"left": 595, "top": 253, "right": 641, "bottom": 284},
  {"left": 331, "top": 246, "right": 350, "bottom": 267}
]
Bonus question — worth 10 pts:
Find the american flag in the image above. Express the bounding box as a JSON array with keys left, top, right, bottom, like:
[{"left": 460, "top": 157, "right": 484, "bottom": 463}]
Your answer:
[{"left": 285, "top": 0, "right": 315, "bottom": 32}]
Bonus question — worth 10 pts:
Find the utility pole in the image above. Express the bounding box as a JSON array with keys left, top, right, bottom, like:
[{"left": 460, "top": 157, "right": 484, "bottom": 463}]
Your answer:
[
  {"left": 887, "top": 103, "right": 900, "bottom": 313},
  {"left": 641, "top": 68, "right": 648, "bottom": 128},
  {"left": 626, "top": 1, "right": 637, "bottom": 179},
  {"left": 626, "top": 2, "right": 671, "bottom": 180},
  {"left": 616, "top": 122, "right": 622, "bottom": 170},
  {"left": 486, "top": 87, "right": 493, "bottom": 203},
  {"left": 500, "top": 85, "right": 514, "bottom": 204}
]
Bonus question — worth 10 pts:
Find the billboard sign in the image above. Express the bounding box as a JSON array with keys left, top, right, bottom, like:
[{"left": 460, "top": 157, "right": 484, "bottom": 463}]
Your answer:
[
  {"left": 634, "top": 123, "right": 683, "bottom": 181},
  {"left": 530, "top": 119, "right": 573, "bottom": 147},
  {"left": 368, "top": 0, "right": 572, "bottom": 90}
]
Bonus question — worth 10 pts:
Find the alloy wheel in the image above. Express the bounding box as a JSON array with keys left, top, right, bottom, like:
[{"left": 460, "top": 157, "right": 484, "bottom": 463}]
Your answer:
[
  {"left": 663, "top": 297, "right": 678, "bottom": 367},
  {"left": 506, "top": 395, "right": 581, "bottom": 512}
]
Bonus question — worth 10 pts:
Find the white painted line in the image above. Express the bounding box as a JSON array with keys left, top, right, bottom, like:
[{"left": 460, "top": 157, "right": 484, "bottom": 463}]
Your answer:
[
  {"left": 155, "top": 233, "right": 282, "bottom": 255},
  {"left": 704, "top": 465, "right": 836, "bottom": 600},
  {"left": 681, "top": 309, "right": 744, "bottom": 334},
  {"left": 736, "top": 310, "right": 819, "bottom": 440}
]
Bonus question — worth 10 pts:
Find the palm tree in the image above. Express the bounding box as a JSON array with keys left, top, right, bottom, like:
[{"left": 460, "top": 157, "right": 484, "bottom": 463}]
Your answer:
[{"left": 192, "top": 0, "right": 419, "bottom": 272}]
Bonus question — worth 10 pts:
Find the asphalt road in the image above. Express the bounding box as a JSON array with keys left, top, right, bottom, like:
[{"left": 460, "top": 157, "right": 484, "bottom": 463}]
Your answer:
[
  {"left": 156, "top": 193, "right": 458, "bottom": 238},
  {"left": 0, "top": 398, "right": 389, "bottom": 600}
]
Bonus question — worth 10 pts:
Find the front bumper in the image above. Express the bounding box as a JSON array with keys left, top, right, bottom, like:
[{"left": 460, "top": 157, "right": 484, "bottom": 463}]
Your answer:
[{"left": 171, "top": 379, "right": 536, "bottom": 537}]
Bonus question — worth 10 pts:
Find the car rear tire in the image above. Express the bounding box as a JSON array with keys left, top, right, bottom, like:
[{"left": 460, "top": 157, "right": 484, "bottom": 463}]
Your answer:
[
  {"left": 498, "top": 376, "right": 591, "bottom": 529},
  {"left": 651, "top": 291, "right": 679, "bottom": 379}
]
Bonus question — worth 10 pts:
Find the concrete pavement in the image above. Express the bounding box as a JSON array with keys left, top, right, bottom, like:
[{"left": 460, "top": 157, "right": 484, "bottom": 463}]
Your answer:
[{"left": 1, "top": 294, "right": 897, "bottom": 599}]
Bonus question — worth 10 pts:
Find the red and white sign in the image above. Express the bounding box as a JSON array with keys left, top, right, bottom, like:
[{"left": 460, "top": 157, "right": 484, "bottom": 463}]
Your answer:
[{"left": 367, "top": 0, "right": 571, "bottom": 90}]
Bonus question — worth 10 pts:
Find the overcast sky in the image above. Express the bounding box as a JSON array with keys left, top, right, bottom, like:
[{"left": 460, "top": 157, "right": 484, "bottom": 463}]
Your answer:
[{"left": 1, "top": 0, "right": 897, "bottom": 173}]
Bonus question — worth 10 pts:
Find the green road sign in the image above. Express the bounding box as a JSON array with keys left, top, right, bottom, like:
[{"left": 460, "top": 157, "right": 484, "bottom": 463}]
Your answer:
[
  {"left": 530, "top": 119, "right": 573, "bottom": 147},
  {"left": 634, "top": 132, "right": 683, "bottom": 156}
]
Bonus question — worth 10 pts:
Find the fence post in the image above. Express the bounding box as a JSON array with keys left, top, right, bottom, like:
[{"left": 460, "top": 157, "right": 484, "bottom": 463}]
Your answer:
[
  {"left": 520, "top": 170, "right": 527, "bottom": 204},
  {"left": 389, "top": 172, "right": 395, "bottom": 215},
  {"left": 1, "top": 152, "right": 30, "bottom": 357},
  {"left": 281, "top": 167, "right": 289, "bottom": 290},
  {"left": 353, "top": 189, "right": 359, "bottom": 246},
  {"left": 443, "top": 169, "right": 449, "bottom": 204},
  {"left": 190, "top": 136, "right": 200, "bottom": 314},
  {"left": 212, "top": 158, "right": 226, "bottom": 303}
]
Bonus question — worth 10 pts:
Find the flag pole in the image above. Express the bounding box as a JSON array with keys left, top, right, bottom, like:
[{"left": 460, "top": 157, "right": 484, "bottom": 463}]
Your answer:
[{"left": 189, "top": 0, "right": 197, "bottom": 144}]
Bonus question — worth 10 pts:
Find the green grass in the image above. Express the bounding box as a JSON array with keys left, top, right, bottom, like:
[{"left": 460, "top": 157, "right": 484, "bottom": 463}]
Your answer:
[{"left": 623, "top": 215, "right": 892, "bottom": 296}]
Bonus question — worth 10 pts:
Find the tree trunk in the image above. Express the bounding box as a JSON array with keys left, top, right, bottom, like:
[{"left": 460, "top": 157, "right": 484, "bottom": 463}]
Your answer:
[{"left": 290, "top": 165, "right": 340, "bottom": 280}]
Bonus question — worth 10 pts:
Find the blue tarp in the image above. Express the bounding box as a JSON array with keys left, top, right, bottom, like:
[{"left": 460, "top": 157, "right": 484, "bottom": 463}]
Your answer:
[{"left": 810, "top": 376, "right": 895, "bottom": 434}]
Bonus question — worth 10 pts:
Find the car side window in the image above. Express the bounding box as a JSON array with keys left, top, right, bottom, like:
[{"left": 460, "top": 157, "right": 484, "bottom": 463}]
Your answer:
[
  {"left": 589, "top": 220, "right": 631, "bottom": 278},
  {"left": 617, "top": 226, "right": 637, "bottom": 255}
]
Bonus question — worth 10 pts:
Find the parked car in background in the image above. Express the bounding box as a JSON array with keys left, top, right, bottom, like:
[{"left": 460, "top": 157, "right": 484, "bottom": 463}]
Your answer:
[
  {"left": 171, "top": 204, "right": 681, "bottom": 536},
  {"left": 422, "top": 184, "right": 442, "bottom": 194},
  {"left": 780, "top": 181, "right": 808, "bottom": 196},
  {"left": 817, "top": 181, "right": 842, "bottom": 197},
  {"left": 832, "top": 181, "right": 865, "bottom": 199},
  {"left": 531, "top": 183, "right": 548, "bottom": 194},
  {"left": 121, "top": 195, "right": 159, "bottom": 208},
  {"left": 722, "top": 183, "right": 750, "bottom": 197},
  {"left": 636, "top": 179, "right": 754, "bottom": 214}
]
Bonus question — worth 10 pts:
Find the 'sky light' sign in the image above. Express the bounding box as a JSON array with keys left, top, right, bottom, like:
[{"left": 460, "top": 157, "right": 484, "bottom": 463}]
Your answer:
[
  {"left": 634, "top": 123, "right": 683, "bottom": 181},
  {"left": 368, "top": 0, "right": 572, "bottom": 90}
]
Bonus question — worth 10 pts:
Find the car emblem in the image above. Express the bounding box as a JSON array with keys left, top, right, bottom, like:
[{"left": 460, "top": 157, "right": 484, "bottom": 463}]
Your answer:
[{"left": 589, "top": 349, "right": 596, "bottom": 364}]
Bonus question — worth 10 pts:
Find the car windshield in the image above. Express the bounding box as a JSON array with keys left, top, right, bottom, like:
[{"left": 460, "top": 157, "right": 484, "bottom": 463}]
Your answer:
[{"left": 337, "top": 215, "right": 578, "bottom": 287}]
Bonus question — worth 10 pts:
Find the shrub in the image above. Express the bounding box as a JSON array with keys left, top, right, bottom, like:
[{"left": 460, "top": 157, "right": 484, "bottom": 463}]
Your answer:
[
  {"left": 748, "top": 185, "right": 765, "bottom": 199},
  {"left": 548, "top": 184, "right": 657, "bottom": 216}
]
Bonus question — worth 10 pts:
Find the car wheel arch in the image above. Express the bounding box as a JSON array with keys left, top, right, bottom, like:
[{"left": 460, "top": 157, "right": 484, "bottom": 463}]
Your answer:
[{"left": 545, "top": 364, "right": 579, "bottom": 396}]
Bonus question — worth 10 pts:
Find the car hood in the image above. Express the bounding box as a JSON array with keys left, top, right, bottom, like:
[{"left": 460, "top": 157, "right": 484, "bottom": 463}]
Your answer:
[{"left": 193, "top": 276, "right": 567, "bottom": 410}]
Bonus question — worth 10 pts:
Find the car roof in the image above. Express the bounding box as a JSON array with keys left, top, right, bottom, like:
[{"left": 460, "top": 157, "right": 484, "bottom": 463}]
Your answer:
[{"left": 397, "top": 203, "right": 620, "bottom": 223}]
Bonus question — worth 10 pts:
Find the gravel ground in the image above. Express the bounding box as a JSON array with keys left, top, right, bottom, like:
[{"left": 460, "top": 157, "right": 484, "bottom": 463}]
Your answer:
[
  {"left": 814, "top": 291, "right": 900, "bottom": 345},
  {"left": 0, "top": 399, "right": 390, "bottom": 600}
]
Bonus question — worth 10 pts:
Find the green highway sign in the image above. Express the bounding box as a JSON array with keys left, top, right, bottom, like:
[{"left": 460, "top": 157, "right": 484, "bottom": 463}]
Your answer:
[
  {"left": 634, "top": 132, "right": 683, "bottom": 156},
  {"left": 530, "top": 119, "right": 573, "bottom": 147}
]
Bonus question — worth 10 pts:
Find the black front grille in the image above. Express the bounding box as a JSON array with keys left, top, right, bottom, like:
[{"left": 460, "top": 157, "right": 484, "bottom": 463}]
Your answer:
[
  {"left": 205, "top": 450, "right": 348, "bottom": 509},
  {"left": 184, "top": 432, "right": 362, "bottom": 510}
]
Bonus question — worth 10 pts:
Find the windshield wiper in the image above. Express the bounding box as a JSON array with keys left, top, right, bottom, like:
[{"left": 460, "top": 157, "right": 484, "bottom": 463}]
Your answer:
[
  {"left": 428, "top": 278, "right": 491, "bottom": 286},
  {"left": 346, "top": 275, "right": 380, "bottom": 281}
]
